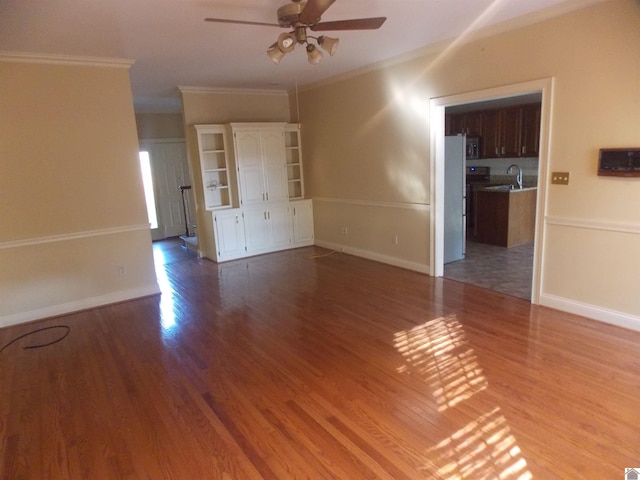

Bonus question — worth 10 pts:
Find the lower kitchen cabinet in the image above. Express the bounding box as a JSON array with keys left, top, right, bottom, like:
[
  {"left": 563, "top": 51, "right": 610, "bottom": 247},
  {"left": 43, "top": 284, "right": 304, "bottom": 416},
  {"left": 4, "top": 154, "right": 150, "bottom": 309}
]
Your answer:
[
  {"left": 213, "top": 209, "right": 246, "bottom": 261},
  {"left": 475, "top": 188, "right": 537, "bottom": 247}
]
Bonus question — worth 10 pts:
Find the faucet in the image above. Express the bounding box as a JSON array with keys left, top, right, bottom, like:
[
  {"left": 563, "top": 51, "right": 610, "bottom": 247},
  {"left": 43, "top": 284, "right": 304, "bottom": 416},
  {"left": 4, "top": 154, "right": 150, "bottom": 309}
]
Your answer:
[{"left": 507, "top": 164, "right": 523, "bottom": 189}]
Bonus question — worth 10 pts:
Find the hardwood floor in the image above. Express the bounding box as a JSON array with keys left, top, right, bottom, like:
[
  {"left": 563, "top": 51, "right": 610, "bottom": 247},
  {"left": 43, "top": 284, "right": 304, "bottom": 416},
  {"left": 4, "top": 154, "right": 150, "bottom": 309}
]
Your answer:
[{"left": 1, "top": 243, "right": 639, "bottom": 479}]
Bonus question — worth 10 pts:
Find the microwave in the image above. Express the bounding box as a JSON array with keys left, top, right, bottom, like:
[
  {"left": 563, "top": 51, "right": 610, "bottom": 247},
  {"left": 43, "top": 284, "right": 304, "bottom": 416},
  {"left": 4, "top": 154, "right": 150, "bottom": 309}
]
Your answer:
[{"left": 466, "top": 137, "right": 480, "bottom": 160}]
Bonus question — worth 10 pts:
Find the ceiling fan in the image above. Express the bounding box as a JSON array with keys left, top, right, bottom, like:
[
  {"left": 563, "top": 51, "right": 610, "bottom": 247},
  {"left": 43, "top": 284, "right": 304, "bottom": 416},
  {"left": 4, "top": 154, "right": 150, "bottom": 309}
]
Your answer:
[{"left": 205, "top": 0, "right": 386, "bottom": 64}]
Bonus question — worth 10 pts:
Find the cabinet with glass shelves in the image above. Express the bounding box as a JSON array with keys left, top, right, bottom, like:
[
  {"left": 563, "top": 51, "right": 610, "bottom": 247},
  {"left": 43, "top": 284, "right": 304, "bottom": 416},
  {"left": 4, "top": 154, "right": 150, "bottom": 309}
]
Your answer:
[
  {"left": 195, "top": 124, "right": 232, "bottom": 211},
  {"left": 283, "top": 124, "right": 304, "bottom": 200}
]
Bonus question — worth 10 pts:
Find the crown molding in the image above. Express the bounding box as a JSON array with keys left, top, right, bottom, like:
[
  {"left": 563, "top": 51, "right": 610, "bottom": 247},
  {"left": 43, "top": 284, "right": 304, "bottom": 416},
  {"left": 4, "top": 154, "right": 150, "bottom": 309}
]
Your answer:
[
  {"left": 0, "top": 52, "right": 134, "bottom": 68},
  {"left": 294, "top": 0, "right": 606, "bottom": 94},
  {"left": 178, "top": 86, "right": 288, "bottom": 96}
]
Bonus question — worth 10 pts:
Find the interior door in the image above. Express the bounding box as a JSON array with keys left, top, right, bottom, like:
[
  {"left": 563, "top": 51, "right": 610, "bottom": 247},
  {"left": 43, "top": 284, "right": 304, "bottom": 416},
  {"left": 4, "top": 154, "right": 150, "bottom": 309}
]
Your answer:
[
  {"left": 444, "top": 135, "right": 465, "bottom": 264},
  {"left": 142, "top": 141, "right": 190, "bottom": 240}
]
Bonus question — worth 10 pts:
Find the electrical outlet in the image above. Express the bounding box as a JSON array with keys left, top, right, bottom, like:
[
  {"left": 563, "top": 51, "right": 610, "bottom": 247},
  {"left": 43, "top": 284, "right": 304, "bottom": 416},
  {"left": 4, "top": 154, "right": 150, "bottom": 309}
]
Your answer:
[
  {"left": 116, "top": 265, "right": 126, "bottom": 276},
  {"left": 551, "top": 172, "right": 570, "bottom": 185},
  {"left": 341, "top": 226, "right": 349, "bottom": 236},
  {"left": 394, "top": 235, "right": 399, "bottom": 245}
]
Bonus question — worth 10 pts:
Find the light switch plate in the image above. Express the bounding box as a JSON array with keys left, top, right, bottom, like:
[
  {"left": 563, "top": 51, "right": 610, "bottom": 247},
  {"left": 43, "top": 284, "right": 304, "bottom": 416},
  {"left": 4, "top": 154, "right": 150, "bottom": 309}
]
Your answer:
[{"left": 551, "top": 172, "right": 570, "bottom": 185}]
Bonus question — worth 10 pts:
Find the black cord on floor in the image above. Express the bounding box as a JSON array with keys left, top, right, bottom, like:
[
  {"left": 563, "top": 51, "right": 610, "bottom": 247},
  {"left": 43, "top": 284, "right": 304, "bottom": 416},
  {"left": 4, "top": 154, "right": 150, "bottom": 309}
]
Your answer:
[{"left": 0, "top": 325, "right": 71, "bottom": 354}]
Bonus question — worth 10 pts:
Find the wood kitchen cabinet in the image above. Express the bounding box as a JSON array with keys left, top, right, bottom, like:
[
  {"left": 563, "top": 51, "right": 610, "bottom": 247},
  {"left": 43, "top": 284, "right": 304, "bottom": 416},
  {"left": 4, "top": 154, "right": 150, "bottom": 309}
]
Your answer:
[
  {"left": 475, "top": 188, "right": 537, "bottom": 247},
  {"left": 481, "top": 107, "right": 522, "bottom": 158},
  {"left": 446, "top": 102, "right": 540, "bottom": 158},
  {"left": 445, "top": 111, "right": 483, "bottom": 136},
  {"left": 520, "top": 103, "right": 541, "bottom": 157}
]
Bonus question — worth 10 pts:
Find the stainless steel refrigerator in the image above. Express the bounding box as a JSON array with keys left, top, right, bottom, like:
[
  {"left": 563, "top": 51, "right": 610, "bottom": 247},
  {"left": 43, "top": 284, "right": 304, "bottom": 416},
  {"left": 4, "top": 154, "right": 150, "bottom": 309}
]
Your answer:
[{"left": 444, "top": 135, "right": 466, "bottom": 264}]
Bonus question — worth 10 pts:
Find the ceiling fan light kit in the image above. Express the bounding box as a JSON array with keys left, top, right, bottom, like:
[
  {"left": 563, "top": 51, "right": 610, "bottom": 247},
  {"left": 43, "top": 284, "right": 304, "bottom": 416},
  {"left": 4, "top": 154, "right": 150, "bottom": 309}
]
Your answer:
[
  {"left": 267, "top": 43, "right": 286, "bottom": 64},
  {"left": 205, "top": 0, "right": 386, "bottom": 65},
  {"left": 277, "top": 32, "right": 297, "bottom": 52},
  {"left": 306, "top": 44, "right": 323, "bottom": 64},
  {"left": 318, "top": 35, "right": 339, "bottom": 56}
]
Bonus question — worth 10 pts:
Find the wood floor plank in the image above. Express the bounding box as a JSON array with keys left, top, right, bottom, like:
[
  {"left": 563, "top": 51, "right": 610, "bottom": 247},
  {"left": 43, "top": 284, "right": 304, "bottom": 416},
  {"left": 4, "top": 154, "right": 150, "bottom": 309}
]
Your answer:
[{"left": 1, "top": 242, "right": 639, "bottom": 479}]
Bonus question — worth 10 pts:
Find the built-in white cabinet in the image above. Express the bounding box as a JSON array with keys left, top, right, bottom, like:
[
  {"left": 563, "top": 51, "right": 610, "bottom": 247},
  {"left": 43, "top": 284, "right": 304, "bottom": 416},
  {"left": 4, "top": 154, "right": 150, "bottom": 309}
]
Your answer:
[
  {"left": 284, "top": 124, "right": 304, "bottom": 200},
  {"left": 195, "top": 125, "right": 232, "bottom": 210},
  {"left": 232, "top": 125, "right": 289, "bottom": 206},
  {"left": 243, "top": 203, "right": 292, "bottom": 254},
  {"left": 196, "top": 122, "right": 313, "bottom": 263},
  {"left": 291, "top": 199, "right": 314, "bottom": 245},
  {"left": 213, "top": 208, "right": 246, "bottom": 261}
]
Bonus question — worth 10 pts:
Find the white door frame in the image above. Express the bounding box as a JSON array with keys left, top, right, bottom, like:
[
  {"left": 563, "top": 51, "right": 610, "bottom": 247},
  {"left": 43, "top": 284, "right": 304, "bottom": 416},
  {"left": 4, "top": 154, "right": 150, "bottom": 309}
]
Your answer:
[
  {"left": 429, "top": 78, "right": 554, "bottom": 304},
  {"left": 139, "top": 138, "right": 192, "bottom": 241}
]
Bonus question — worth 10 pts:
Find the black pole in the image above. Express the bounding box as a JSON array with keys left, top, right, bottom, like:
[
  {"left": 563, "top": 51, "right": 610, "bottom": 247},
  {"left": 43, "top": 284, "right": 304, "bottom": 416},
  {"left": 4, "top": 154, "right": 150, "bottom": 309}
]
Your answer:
[{"left": 179, "top": 185, "right": 192, "bottom": 237}]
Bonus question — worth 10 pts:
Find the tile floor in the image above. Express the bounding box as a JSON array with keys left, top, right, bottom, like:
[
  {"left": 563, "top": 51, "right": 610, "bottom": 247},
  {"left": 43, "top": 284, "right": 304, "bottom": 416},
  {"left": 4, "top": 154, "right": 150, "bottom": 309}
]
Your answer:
[{"left": 444, "top": 240, "right": 534, "bottom": 300}]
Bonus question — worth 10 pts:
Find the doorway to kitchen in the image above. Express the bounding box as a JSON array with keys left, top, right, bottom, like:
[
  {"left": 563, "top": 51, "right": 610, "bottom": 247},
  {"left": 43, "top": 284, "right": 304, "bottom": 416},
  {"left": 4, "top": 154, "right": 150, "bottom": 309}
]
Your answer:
[
  {"left": 430, "top": 79, "right": 553, "bottom": 304},
  {"left": 444, "top": 94, "right": 540, "bottom": 300}
]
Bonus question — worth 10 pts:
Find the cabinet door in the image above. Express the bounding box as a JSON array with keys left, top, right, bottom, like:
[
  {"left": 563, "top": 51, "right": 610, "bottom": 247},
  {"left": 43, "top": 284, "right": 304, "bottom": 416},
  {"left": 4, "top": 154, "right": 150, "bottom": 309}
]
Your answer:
[
  {"left": 481, "top": 110, "right": 500, "bottom": 158},
  {"left": 214, "top": 210, "right": 246, "bottom": 260},
  {"left": 446, "top": 113, "right": 465, "bottom": 135},
  {"left": 243, "top": 208, "right": 271, "bottom": 252},
  {"left": 501, "top": 107, "right": 522, "bottom": 157},
  {"left": 292, "top": 200, "right": 314, "bottom": 245},
  {"left": 261, "top": 130, "right": 289, "bottom": 203},
  {"left": 268, "top": 202, "right": 293, "bottom": 249},
  {"left": 464, "top": 112, "right": 483, "bottom": 136},
  {"left": 235, "top": 131, "right": 266, "bottom": 205},
  {"left": 521, "top": 104, "right": 541, "bottom": 156}
]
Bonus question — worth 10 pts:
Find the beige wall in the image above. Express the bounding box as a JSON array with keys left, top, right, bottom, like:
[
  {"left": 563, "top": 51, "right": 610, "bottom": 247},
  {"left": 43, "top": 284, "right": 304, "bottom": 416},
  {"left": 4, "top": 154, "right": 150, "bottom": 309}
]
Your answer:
[
  {"left": 298, "top": 0, "right": 640, "bottom": 325},
  {"left": 0, "top": 59, "right": 158, "bottom": 326},
  {"left": 180, "top": 89, "right": 290, "bottom": 258},
  {"left": 136, "top": 112, "right": 185, "bottom": 140}
]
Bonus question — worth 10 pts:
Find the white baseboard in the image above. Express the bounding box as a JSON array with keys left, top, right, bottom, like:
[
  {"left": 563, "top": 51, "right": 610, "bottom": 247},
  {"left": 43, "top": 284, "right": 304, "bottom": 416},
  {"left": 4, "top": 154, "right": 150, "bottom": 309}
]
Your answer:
[
  {"left": 539, "top": 293, "right": 640, "bottom": 332},
  {"left": 314, "top": 240, "right": 430, "bottom": 274},
  {"left": 0, "top": 283, "right": 161, "bottom": 329}
]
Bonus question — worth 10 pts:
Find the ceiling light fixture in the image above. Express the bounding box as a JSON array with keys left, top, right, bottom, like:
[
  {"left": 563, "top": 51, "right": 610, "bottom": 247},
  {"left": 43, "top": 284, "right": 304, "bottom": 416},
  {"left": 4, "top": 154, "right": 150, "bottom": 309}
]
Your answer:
[{"left": 266, "top": 26, "right": 339, "bottom": 65}]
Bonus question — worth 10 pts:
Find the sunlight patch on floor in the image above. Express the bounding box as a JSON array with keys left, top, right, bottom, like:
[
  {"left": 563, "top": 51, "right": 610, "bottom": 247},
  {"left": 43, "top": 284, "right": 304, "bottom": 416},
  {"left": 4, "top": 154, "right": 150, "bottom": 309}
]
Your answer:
[
  {"left": 427, "top": 407, "right": 532, "bottom": 480},
  {"left": 394, "top": 314, "right": 487, "bottom": 411},
  {"left": 153, "top": 247, "right": 177, "bottom": 330}
]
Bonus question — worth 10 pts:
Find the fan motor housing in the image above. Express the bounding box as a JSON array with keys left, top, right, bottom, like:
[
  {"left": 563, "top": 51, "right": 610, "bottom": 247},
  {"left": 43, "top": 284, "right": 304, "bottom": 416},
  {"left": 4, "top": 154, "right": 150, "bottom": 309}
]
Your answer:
[{"left": 277, "top": 2, "right": 305, "bottom": 27}]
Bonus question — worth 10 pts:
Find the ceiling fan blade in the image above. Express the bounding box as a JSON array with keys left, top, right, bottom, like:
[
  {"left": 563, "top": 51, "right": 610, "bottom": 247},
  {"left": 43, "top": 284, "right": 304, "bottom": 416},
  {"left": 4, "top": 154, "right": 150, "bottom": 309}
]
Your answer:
[
  {"left": 298, "top": 0, "right": 337, "bottom": 25},
  {"left": 310, "top": 17, "right": 387, "bottom": 31},
  {"left": 204, "top": 18, "right": 280, "bottom": 28}
]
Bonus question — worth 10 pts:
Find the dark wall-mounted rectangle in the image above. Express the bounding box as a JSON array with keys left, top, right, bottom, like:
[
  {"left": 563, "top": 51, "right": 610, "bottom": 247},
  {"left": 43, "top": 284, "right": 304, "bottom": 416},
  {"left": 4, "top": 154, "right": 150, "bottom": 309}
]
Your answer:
[{"left": 598, "top": 148, "right": 640, "bottom": 177}]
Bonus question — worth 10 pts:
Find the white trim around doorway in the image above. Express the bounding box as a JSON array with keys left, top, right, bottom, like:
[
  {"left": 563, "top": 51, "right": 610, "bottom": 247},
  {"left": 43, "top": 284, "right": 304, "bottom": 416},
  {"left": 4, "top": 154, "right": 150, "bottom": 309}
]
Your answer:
[{"left": 429, "top": 78, "right": 554, "bottom": 305}]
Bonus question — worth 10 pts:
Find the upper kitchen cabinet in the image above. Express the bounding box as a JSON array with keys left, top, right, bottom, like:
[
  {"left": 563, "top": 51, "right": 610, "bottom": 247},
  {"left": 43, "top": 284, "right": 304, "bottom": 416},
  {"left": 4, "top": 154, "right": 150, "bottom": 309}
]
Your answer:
[
  {"left": 446, "top": 102, "right": 541, "bottom": 159},
  {"left": 230, "top": 123, "right": 289, "bottom": 206},
  {"left": 520, "top": 103, "right": 542, "bottom": 157},
  {"left": 481, "top": 107, "right": 522, "bottom": 158},
  {"left": 445, "top": 111, "right": 483, "bottom": 136}
]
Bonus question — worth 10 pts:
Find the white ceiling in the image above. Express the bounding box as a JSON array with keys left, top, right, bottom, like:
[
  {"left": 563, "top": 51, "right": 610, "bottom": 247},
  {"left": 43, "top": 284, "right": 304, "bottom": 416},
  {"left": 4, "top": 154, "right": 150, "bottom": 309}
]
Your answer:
[{"left": 0, "top": 0, "right": 597, "bottom": 113}]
